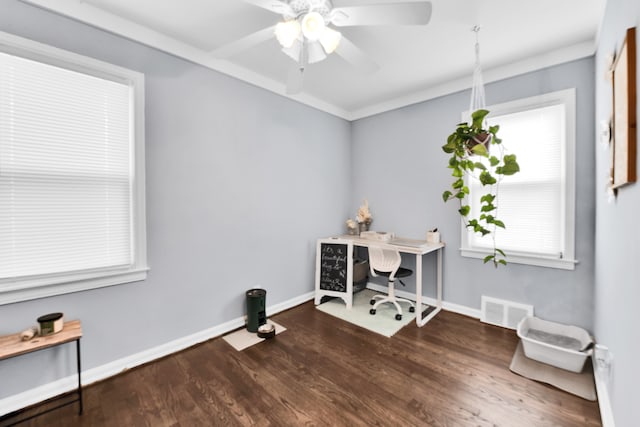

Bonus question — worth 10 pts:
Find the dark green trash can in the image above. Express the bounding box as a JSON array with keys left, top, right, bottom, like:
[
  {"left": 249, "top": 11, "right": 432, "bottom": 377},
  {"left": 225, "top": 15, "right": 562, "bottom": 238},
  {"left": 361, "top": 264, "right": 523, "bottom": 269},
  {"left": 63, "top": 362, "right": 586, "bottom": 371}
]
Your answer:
[{"left": 246, "top": 288, "right": 266, "bottom": 332}]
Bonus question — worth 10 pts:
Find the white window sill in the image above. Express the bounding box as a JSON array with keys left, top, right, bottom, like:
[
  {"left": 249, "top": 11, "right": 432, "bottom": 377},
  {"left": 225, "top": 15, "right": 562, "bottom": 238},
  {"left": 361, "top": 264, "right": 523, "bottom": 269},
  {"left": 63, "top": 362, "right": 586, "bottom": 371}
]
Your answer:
[
  {"left": 0, "top": 267, "right": 149, "bottom": 305},
  {"left": 460, "top": 248, "right": 577, "bottom": 270}
]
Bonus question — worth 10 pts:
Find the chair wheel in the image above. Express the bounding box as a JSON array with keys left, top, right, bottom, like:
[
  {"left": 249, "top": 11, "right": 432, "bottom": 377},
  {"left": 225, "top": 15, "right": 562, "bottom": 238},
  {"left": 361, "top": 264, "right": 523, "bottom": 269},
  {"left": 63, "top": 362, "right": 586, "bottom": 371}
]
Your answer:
[
  {"left": 370, "top": 299, "right": 376, "bottom": 305},
  {"left": 395, "top": 314, "right": 402, "bottom": 321},
  {"left": 370, "top": 309, "right": 376, "bottom": 315},
  {"left": 409, "top": 306, "right": 415, "bottom": 313}
]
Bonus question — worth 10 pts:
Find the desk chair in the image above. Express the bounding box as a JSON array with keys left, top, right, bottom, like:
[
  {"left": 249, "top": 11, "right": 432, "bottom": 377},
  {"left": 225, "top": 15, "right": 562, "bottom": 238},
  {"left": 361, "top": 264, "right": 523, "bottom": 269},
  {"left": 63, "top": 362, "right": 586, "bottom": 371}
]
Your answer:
[{"left": 368, "top": 244, "right": 416, "bottom": 321}]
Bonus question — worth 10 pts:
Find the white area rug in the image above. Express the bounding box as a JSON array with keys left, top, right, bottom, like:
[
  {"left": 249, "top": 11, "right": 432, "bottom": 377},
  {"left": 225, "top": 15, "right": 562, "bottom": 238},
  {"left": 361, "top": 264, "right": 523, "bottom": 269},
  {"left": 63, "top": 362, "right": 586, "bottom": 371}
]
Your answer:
[
  {"left": 316, "top": 289, "right": 427, "bottom": 337},
  {"left": 222, "top": 320, "right": 286, "bottom": 351}
]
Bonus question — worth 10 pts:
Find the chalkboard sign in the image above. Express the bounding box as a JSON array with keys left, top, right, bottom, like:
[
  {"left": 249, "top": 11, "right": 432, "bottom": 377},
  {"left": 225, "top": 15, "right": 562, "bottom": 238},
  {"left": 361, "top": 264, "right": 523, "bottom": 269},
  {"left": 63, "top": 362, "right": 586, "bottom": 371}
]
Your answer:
[
  {"left": 315, "top": 238, "right": 353, "bottom": 309},
  {"left": 319, "top": 243, "right": 349, "bottom": 291}
]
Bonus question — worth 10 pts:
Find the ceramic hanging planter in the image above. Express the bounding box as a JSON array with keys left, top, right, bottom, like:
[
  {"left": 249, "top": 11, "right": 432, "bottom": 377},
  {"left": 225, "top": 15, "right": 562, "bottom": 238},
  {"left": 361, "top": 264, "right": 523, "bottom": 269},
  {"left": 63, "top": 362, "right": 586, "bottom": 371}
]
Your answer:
[{"left": 466, "top": 132, "right": 492, "bottom": 155}]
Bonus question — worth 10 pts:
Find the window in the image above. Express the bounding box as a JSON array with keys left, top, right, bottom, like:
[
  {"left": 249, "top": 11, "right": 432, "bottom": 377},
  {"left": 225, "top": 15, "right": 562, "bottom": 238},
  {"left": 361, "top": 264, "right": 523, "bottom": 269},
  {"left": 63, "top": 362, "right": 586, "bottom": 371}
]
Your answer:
[
  {"left": 461, "top": 89, "right": 576, "bottom": 270},
  {"left": 0, "top": 32, "right": 147, "bottom": 304}
]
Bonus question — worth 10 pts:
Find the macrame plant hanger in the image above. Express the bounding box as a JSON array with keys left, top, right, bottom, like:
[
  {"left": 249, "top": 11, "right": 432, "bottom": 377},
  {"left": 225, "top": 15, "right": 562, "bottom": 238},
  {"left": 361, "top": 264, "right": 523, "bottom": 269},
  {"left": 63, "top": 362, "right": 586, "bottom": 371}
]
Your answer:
[{"left": 469, "top": 26, "right": 486, "bottom": 118}]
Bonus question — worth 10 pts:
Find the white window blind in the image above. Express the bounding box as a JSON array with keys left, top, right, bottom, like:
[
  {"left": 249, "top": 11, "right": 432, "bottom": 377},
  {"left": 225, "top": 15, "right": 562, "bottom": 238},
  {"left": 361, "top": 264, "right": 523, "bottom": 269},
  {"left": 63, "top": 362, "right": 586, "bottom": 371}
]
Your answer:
[
  {"left": 0, "top": 32, "right": 147, "bottom": 303},
  {"left": 469, "top": 105, "right": 564, "bottom": 255},
  {"left": 461, "top": 89, "right": 576, "bottom": 270}
]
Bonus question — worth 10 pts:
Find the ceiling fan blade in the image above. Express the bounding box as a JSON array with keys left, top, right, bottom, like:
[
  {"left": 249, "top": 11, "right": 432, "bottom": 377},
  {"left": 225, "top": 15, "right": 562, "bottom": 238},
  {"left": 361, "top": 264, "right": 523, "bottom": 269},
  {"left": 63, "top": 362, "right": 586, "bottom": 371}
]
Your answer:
[
  {"left": 437, "top": 0, "right": 480, "bottom": 27},
  {"left": 286, "top": 65, "right": 304, "bottom": 95},
  {"left": 211, "top": 26, "right": 276, "bottom": 58},
  {"left": 334, "top": 36, "right": 379, "bottom": 74},
  {"left": 331, "top": 1, "right": 432, "bottom": 27},
  {"left": 242, "top": 0, "right": 294, "bottom": 17}
]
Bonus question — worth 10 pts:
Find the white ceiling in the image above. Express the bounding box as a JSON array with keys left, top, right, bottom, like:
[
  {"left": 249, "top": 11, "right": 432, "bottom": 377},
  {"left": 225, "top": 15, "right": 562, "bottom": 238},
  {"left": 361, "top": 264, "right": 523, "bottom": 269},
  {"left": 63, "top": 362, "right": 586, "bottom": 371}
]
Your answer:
[{"left": 22, "top": 0, "right": 606, "bottom": 120}]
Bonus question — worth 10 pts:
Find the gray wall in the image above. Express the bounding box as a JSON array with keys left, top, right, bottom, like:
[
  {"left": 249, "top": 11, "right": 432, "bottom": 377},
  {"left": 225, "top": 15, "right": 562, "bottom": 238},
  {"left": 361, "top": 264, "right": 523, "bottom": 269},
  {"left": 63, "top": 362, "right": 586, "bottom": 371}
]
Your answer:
[
  {"left": 4, "top": 1, "right": 636, "bottom": 424},
  {"left": 351, "top": 58, "right": 596, "bottom": 330},
  {"left": 0, "top": 1, "right": 351, "bottom": 398},
  {"left": 594, "top": 0, "right": 640, "bottom": 425}
]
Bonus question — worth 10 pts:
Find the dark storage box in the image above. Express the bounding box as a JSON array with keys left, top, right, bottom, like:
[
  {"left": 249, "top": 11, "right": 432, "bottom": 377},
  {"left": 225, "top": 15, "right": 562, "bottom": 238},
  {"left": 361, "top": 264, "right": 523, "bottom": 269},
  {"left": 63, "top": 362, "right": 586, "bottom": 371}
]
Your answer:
[{"left": 353, "top": 259, "right": 369, "bottom": 293}]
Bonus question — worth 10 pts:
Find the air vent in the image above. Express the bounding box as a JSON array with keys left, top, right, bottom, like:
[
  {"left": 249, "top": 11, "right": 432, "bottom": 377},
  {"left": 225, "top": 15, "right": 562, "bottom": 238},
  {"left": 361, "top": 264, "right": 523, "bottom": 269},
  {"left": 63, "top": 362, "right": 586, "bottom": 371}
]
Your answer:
[{"left": 481, "top": 296, "right": 533, "bottom": 330}]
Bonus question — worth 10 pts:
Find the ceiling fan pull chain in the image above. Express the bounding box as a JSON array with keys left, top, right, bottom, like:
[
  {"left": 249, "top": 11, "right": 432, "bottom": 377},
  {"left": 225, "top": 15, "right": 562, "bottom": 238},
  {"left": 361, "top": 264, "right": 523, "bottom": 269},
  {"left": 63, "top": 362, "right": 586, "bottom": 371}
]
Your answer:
[{"left": 300, "top": 38, "right": 308, "bottom": 68}]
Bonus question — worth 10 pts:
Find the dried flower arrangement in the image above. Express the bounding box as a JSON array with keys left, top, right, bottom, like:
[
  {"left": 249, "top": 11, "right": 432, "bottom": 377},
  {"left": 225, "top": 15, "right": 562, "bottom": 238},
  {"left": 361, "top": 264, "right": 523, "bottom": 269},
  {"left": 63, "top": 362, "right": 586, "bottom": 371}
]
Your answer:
[{"left": 356, "top": 199, "right": 372, "bottom": 224}]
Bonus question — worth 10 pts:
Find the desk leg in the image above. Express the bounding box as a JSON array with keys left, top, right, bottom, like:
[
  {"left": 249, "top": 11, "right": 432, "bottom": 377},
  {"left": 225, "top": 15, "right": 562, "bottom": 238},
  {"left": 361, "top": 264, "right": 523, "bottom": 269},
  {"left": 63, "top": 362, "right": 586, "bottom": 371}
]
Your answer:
[
  {"left": 416, "top": 248, "right": 443, "bottom": 327},
  {"left": 76, "top": 339, "right": 83, "bottom": 415},
  {"left": 415, "top": 253, "right": 422, "bottom": 327},
  {"left": 437, "top": 248, "right": 442, "bottom": 305}
]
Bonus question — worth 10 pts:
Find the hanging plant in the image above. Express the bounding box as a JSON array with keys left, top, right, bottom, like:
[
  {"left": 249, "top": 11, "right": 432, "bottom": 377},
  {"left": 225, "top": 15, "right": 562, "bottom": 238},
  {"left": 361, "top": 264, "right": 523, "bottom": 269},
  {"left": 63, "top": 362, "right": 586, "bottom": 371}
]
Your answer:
[{"left": 441, "top": 109, "right": 520, "bottom": 267}]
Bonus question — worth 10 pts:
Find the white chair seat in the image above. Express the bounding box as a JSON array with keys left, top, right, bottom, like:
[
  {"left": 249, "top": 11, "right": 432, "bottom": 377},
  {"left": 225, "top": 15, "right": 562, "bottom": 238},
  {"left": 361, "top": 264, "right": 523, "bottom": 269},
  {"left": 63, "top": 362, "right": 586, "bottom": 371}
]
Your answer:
[{"left": 367, "top": 244, "right": 415, "bottom": 321}]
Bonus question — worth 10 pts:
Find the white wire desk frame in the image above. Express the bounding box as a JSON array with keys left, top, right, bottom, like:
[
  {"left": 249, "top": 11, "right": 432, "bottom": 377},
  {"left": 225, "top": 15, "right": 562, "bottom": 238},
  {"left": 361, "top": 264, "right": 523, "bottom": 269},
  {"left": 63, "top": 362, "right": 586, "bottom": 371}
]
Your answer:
[{"left": 337, "top": 235, "right": 444, "bottom": 327}]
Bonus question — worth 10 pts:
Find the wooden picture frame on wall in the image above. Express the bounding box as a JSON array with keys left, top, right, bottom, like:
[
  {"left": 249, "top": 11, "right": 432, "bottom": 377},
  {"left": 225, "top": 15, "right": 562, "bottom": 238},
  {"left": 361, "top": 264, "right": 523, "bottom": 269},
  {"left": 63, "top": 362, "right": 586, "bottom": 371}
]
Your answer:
[{"left": 611, "top": 27, "right": 637, "bottom": 189}]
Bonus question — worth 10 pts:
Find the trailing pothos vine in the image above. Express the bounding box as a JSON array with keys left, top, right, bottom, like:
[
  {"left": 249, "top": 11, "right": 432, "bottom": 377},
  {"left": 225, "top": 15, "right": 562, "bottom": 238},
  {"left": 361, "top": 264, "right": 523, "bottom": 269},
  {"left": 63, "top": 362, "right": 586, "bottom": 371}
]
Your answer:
[{"left": 441, "top": 109, "right": 520, "bottom": 267}]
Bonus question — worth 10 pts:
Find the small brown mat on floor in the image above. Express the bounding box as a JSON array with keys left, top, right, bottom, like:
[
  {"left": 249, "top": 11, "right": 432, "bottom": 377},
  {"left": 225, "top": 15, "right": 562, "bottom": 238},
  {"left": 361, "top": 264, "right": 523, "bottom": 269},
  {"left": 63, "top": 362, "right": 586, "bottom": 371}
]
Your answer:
[
  {"left": 510, "top": 341, "right": 596, "bottom": 401},
  {"left": 222, "top": 320, "right": 286, "bottom": 351}
]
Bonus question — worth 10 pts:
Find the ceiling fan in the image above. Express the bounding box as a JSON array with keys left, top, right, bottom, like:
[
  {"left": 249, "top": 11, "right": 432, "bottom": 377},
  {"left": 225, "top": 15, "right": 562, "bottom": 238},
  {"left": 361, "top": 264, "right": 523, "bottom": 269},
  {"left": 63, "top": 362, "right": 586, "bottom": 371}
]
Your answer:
[{"left": 212, "top": 0, "right": 433, "bottom": 94}]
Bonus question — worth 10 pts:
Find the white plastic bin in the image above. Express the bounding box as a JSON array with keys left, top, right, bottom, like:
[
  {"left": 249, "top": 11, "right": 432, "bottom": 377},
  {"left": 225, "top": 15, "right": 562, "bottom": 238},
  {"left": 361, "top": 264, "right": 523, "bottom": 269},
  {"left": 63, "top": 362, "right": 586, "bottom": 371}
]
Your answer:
[{"left": 516, "top": 316, "right": 593, "bottom": 373}]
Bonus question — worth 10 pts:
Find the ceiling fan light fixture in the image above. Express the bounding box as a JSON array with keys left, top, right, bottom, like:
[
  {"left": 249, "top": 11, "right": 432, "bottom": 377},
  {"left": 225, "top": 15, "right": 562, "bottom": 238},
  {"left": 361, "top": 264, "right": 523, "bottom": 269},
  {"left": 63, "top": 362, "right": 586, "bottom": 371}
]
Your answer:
[
  {"left": 301, "top": 11, "right": 326, "bottom": 41},
  {"left": 281, "top": 39, "right": 302, "bottom": 62},
  {"left": 306, "top": 40, "right": 327, "bottom": 64},
  {"left": 319, "top": 27, "right": 341, "bottom": 54},
  {"left": 275, "top": 20, "right": 301, "bottom": 48}
]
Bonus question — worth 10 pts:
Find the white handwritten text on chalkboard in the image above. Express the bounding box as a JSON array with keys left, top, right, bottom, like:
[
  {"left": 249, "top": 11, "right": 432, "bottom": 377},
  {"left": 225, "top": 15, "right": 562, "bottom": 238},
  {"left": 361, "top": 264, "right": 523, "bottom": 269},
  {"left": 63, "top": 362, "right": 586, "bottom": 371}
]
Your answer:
[{"left": 319, "top": 244, "right": 348, "bottom": 292}]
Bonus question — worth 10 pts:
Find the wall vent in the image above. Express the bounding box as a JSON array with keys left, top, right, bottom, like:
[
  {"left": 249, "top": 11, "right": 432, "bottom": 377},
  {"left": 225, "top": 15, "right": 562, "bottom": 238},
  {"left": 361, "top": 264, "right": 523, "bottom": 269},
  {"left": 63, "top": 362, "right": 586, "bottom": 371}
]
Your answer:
[{"left": 480, "top": 296, "right": 534, "bottom": 330}]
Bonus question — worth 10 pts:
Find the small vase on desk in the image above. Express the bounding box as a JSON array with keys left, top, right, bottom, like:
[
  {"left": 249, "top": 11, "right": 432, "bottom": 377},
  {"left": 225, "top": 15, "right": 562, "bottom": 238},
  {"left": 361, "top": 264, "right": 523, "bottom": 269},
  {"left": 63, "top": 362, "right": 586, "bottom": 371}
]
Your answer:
[{"left": 358, "top": 220, "right": 371, "bottom": 234}]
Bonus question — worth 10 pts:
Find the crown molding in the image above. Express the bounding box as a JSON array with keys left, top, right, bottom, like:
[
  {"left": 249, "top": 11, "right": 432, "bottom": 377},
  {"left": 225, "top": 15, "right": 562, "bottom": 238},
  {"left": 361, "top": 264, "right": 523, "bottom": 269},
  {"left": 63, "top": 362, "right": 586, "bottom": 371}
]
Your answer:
[
  {"left": 348, "top": 40, "right": 596, "bottom": 120},
  {"left": 19, "top": 0, "right": 351, "bottom": 119},
  {"left": 20, "top": 0, "right": 596, "bottom": 122}
]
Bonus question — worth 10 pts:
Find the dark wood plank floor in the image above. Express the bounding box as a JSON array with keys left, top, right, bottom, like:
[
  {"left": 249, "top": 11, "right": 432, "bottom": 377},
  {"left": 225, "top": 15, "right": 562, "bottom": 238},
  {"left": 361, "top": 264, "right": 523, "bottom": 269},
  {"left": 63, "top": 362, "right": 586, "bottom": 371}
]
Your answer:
[{"left": 2, "top": 301, "right": 601, "bottom": 426}]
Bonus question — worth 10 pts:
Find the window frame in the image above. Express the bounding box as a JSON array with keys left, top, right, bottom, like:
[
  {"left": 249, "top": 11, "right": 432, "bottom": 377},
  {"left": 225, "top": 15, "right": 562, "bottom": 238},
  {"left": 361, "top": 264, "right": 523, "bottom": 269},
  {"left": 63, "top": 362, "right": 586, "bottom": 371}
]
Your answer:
[
  {"left": 0, "top": 31, "right": 148, "bottom": 305},
  {"left": 459, "top": 88, "right": 577, "bottom": 270}
]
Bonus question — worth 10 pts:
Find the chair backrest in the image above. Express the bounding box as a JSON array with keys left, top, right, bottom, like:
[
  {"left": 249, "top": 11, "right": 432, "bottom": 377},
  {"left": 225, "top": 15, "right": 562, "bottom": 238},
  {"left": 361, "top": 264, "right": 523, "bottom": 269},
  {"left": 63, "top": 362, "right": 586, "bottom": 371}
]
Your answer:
[{"left": 368, "top": 244, "right": 402, "bottom": 279}]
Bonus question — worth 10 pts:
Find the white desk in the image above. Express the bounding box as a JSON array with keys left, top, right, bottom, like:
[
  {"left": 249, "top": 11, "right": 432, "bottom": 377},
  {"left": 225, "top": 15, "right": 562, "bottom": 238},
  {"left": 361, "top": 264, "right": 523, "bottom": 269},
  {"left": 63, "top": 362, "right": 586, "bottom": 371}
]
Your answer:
[{"left": 338, "top": 235, "right": 444, "bottom": 327}]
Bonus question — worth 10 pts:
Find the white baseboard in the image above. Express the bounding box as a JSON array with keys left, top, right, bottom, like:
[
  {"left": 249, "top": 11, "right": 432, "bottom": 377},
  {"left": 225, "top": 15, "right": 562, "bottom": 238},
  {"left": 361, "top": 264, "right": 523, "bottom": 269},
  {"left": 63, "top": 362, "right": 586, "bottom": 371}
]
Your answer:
[
  {"left": 365, "top": 282, "right": 481, "bottom": 319},
  {"left": 267, "top": 291, "right": 314, "bottom": 317},
  {"left": 442, "top": 300, "right": 481, "bottom": 319},
  {"left": 592, "top": 358, "right": 615, "bottom": 427},
  {"left": 5, "top": 288, "right": 609, "bottom": 424},
  {"left": 0, "top": 291, "right": 315, "bottom": 417}
]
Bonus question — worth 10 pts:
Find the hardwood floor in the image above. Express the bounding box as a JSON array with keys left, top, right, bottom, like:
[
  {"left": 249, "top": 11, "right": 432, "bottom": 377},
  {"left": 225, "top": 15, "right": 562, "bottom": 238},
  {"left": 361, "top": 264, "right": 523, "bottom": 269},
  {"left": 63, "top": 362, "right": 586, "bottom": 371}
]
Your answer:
[{"left": 2, "top": 301, "right": 601, "bottom": 426}]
